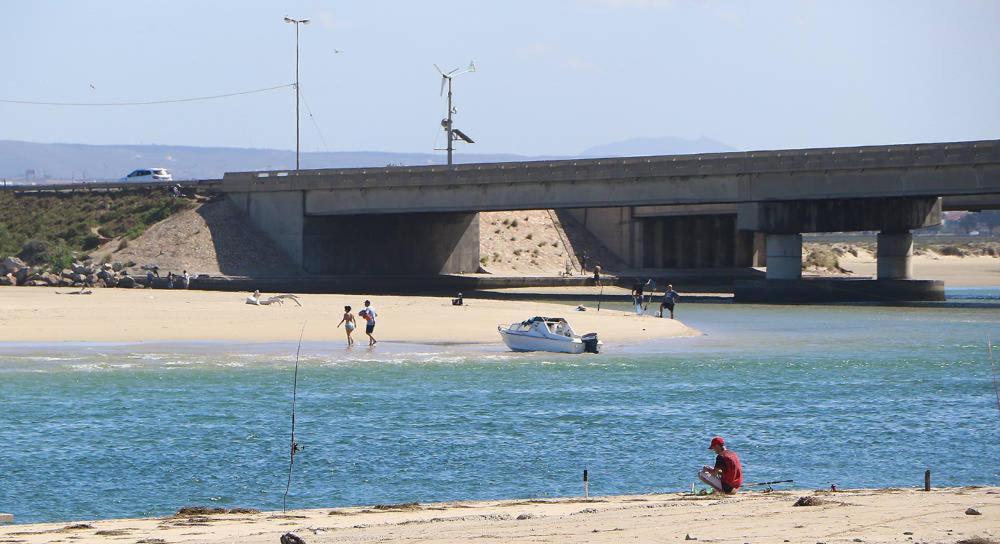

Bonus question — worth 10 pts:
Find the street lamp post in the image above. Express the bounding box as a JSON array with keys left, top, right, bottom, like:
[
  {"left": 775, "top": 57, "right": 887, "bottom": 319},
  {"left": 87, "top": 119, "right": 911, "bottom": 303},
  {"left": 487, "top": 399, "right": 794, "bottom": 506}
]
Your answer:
[{"left": 283, "top": 16, "right": 310, "bottom": 171}]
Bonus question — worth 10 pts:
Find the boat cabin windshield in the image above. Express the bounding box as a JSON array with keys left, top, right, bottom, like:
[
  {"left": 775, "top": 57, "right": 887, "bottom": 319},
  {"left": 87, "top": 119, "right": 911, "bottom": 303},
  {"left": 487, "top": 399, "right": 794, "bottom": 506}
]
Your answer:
[
  {"left": 510, "top": 321, "right": 533, "bottom": 332},
  {"left": 508, "top": 317, "right": 575, "bottom": 337},
  {"left": 547, "top": 320, "right": 575, "bottom": 337}
]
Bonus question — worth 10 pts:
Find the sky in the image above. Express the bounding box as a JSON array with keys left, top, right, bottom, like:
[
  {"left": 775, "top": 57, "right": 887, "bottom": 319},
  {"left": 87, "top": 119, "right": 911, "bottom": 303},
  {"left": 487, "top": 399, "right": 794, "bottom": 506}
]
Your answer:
[{"left": 1, "top": 1, "right": 998, "bottom": 157}]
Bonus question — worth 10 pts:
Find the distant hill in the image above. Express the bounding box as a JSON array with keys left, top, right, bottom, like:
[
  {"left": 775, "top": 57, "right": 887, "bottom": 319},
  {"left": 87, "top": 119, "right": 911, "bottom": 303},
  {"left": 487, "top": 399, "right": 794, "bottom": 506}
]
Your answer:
[
  {"left": 0, "top": 136, "right": 737, "bottom": 181},
  {"left": 581, "top": 136, "right": 735, "bottom": 157},
  {"left": 0, "top": 140, "right": 553, "bottom": 181}
]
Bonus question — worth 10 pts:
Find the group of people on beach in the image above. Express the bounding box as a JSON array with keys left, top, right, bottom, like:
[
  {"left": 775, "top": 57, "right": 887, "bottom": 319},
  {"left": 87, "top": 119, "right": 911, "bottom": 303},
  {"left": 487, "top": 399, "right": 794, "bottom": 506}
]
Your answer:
[
  {"left": 336, "top": 299, "right": 378, "bottom": 347},
  {"left": 631, "top": 280, "right": 680, "bottom": 318},
  {"left": 144, "top": 266, "right": 190, "bottom": 289}
]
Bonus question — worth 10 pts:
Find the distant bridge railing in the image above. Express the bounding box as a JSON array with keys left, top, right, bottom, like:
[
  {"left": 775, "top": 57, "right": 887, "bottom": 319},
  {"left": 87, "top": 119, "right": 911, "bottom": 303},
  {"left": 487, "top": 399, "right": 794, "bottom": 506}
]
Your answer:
[
  {"left": 0, "top": 179, "right": 223, "bottom": 193},
  {"left": 222, "top": 139, "right": 1000, "bottom": 191}
]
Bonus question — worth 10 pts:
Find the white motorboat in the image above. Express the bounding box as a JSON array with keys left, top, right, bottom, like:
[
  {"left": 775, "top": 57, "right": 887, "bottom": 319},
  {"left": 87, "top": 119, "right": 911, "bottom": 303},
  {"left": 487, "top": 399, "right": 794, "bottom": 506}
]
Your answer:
[{"left": 498, "top": 316, "right": 601, "bottom": 354}]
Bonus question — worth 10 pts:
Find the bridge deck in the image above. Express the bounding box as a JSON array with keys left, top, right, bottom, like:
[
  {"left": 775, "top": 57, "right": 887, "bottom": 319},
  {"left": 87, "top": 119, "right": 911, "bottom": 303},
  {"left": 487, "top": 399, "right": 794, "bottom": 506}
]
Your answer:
[{"left": 220, "top": 140, "right": 1000, "bottom": 214}]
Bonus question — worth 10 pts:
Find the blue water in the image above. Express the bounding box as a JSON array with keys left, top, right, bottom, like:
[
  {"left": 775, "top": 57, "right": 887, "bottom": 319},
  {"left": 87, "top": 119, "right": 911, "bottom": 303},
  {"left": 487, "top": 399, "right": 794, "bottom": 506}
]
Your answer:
[{"left": 1, "top": 291, "right": 999, "bottom": 524}]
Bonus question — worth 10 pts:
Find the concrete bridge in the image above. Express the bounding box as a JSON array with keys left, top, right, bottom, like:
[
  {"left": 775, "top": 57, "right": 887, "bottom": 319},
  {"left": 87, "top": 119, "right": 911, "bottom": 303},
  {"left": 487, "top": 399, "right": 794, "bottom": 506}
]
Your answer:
[{"left": 220, "top": 139, "right": 1000, "bottom": 301}]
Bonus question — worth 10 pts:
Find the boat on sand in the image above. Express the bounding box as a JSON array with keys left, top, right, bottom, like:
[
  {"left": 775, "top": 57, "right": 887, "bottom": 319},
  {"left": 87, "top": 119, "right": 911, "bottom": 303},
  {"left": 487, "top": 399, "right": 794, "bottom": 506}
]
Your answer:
[{"left": 498, "top": 316, "right": 601, "bottom": 354}]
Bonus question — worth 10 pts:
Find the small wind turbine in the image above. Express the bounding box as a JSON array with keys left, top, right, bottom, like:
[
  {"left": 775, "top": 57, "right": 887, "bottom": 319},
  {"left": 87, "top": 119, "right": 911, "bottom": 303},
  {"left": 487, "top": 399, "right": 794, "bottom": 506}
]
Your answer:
[{"left": 434, "top": 61, "right": 476, "bottom": 165}]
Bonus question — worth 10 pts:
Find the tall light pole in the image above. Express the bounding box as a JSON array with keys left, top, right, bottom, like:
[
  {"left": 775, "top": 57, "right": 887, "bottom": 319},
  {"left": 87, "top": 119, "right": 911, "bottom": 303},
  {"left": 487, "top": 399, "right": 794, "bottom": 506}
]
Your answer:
[{"left": 284, "top": 16, "right": 310, "bottom": 171}]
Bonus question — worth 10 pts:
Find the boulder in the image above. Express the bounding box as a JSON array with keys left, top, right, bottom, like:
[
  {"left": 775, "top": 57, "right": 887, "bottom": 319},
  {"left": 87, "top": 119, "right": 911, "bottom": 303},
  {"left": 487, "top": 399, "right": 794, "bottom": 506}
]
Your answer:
[
  {"left": 1, "top": 256, "right": 27, "bottom": 275},
  {"left": 102, "top": 277, "right": 117, "bottom": 288},
  {"left": 72, "top": 262, "right": 87, "bottom": 275},
  {"left": 97, "top": 270, "right": 111, "bottom": 281},
  {"left": 118, "top": 275, "right": 136, "bottom": 289},
  {"left": 0, "top": 274, "right": 15, "bottom": 286},
  {"left": 43, "top": 273, "right": 62, "bottom": 286},
  {"left": 112, "top": 262, "right": 124, "bottom": 272},
  {"left": 15, "top": 267, "right": 31, "bottom": 285}
]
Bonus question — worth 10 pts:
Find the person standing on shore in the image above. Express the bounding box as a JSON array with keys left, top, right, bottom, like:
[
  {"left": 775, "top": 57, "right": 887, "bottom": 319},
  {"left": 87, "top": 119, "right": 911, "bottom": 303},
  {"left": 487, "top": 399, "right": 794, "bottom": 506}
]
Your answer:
[
  {"left": 698, "top": 436, "right": 742, "bottom": 494},
  {"left": 631, "top": 281, "right": 644, "bottom": 315},
  {"left": 659, "top": 284, "right": 680, "bottom": 319},
  {"left": 359, "top": 299, "right": 378, "bottom": 346},
  {"left": 337, "top": 305, "right": 357, "bottom": 347}
]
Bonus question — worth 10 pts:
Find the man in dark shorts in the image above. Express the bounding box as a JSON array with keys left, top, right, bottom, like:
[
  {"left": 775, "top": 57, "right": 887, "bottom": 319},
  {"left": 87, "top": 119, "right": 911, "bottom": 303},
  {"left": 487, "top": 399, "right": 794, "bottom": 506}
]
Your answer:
[
  {"left": 359, "top": 299, "right": 378, "bottom": 346},
  {"left": 698, "top": 436, "right": 743, "bottom": 494},
  {"left": 659, "top": 284, "right": 679, "bottom": 319}
]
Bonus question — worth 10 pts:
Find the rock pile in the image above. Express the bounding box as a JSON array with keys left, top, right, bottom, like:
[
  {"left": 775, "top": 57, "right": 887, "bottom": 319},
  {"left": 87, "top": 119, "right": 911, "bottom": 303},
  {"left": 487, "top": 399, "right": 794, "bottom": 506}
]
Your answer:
[{"left": 0, "top": 256, "right": 141, "bottom": 288}]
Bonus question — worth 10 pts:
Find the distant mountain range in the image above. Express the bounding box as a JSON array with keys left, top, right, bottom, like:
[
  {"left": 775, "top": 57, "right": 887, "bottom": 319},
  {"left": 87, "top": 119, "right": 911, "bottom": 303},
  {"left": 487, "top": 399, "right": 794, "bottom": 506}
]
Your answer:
[
  {"left": 0, "top": 136, "right": 735, "bottom": 182},
  {"left": 580, "top": 136, "right": 735, "bottom": 158}
]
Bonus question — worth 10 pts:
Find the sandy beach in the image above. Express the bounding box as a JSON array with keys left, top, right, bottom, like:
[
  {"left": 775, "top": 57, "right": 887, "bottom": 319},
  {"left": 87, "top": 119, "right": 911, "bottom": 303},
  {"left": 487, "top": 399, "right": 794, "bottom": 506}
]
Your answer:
[
  {"left": 0, "top": 287, "right": 697, "bottom": 345},
  {"left": 837, "top": 254, "right": 1000, "bottom": 287},
  {"left": 1, "top": 487, "right": 995, "bottom": 544}
]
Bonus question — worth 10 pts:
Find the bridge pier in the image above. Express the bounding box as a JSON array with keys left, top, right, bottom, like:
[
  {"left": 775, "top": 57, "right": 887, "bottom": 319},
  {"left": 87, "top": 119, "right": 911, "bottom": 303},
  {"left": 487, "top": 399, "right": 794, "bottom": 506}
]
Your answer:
[
  {"left": 735, "top": 197, "right": 944, "bottom": 302},
  {"left": 765, "top": 234, "right": 803, "bottom": 280},
  {"left": 876, "top": 231, "right": 913, "bottom": 280}
]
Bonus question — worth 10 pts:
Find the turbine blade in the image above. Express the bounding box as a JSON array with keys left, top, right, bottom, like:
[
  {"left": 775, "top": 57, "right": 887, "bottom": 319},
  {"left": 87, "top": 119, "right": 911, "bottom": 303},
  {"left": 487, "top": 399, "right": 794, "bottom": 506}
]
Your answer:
[
  {"left": 468, "top": 60, "right": 476, "bottom": 72},
  {"left": 433, "top": 64, "right": 444, "bottom": 75},
  {"left": 440, "top": 76, "right": 446, "bottom": 97}
]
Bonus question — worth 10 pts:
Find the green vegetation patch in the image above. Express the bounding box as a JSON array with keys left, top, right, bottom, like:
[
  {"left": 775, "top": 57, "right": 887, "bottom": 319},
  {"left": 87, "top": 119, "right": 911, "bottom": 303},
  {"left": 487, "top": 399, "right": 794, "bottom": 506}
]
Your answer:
[
  {"left": 803, "top": 246, "right": 842, "bottom": 271},
  {"left": 0, "top": 189, "right": 192, "bottom": 268}
]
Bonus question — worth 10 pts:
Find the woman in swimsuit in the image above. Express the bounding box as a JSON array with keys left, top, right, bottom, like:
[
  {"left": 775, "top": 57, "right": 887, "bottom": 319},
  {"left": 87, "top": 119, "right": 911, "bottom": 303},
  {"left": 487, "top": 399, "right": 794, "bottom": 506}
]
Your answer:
[{"left": 337, "top": 305, "right": 357, "bottom": 346}]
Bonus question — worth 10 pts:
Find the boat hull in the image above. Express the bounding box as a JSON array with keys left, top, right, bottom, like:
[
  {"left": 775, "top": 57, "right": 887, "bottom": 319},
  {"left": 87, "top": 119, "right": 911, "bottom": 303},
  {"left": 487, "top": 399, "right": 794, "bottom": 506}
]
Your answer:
[{"left": 499, "top": 330, "right": 586, "bottom": 354}]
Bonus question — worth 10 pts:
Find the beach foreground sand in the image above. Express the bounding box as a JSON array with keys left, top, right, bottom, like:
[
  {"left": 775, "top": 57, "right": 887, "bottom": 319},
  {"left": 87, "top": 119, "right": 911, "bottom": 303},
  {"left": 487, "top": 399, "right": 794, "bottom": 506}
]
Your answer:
[
  {"left": 1, "top": 487, "right": 995, "bottom": 544},
  {"left": 0, "top": 287, "right": 697, "bottom": 344}
]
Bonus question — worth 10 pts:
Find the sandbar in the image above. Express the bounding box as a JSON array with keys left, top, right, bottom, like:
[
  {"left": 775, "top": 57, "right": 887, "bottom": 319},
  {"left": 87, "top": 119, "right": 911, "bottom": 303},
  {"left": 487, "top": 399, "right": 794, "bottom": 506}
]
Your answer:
[{"left": 0, "top": 287, "right": 697, "bottom": 345}]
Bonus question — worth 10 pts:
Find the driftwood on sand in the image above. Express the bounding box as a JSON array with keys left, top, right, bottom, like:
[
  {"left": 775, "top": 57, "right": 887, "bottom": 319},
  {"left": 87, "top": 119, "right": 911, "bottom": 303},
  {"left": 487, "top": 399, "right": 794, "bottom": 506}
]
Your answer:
[
  {"left": 246, "top": 292, "right": 302, "bottom": 307},
  {"left": 56, "top": 288, "right": 93, "bottom": 295}
]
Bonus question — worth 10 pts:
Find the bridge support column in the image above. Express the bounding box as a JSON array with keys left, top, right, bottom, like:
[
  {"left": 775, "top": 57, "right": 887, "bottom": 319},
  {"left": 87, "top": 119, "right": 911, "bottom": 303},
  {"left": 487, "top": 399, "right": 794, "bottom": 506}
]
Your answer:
[
  {"left": 765, "top": 233, "right": 802, "bottom": 280},
  {"left": 877, "top": 231, "right": 913, "bottom": 280}
]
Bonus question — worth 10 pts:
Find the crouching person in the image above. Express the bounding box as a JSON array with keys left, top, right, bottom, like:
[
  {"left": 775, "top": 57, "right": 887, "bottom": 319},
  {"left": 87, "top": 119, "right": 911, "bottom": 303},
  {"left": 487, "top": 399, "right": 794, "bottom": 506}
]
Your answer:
[{"left": 698, "top": 436, "right": 742, "bottom": 494}]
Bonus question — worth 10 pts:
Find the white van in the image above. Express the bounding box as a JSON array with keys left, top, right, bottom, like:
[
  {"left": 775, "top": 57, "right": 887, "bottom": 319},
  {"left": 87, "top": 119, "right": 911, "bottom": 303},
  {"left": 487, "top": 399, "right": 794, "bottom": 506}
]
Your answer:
[{"left": 122, "top": 168, "right": 173, "bottom": 182}]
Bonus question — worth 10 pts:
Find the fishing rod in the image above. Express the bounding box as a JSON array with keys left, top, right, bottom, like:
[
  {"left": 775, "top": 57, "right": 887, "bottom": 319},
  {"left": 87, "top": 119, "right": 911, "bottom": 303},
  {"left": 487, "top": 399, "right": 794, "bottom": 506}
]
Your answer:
[
  {"left": 596, "top": 280, "right": 604, "bottom": 311},
  {"left": 282, "top": 323, "right": 307, "bottom": 513},
  {"left": 989, "top": 335, "right": 999, "bottom": 413},
  {"left": 743, "top": 479, "right": 794, "bottom": 489},
  {"left": 643, "top": 278, "right": 655, "bottom": 312}
]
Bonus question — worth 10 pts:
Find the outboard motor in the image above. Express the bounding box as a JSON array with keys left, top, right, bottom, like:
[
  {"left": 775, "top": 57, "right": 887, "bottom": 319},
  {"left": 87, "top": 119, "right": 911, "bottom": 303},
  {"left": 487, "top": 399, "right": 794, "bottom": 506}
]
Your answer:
[{"left": 581, "top": 333, "right": 600, "bottom": 354}]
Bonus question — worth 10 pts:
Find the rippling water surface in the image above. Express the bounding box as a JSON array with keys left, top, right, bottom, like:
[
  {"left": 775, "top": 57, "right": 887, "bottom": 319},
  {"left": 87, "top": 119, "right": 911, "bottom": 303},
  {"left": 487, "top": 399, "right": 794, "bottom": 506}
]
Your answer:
[{"left": 1, "top": 293, "right": 998, "bottom": 523}]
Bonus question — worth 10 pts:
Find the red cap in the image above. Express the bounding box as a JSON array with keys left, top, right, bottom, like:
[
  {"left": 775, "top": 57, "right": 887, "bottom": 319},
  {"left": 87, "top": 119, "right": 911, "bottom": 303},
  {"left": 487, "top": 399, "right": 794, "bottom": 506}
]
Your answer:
[{"left": 709, "top": 436, "right": 725, "bottom": 449}]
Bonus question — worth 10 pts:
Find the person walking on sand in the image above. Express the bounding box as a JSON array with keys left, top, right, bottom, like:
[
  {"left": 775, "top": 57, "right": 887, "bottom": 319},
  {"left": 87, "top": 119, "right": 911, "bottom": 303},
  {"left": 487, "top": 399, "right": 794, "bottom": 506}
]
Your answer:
[
  {"left": 698, "top": 436, "right": 743, "bottom": 494},
  {"left": 358, "top": 299, "right": 378, "bottom": 346},
  {"left": 659, "top": 284, "right": 680, "bottom": 319},
  {"left": 337, "top": 305, "right": 357, "bottom": 347},
  {"left": 631, "top": 281, "right": 644, "bottom": 315}
]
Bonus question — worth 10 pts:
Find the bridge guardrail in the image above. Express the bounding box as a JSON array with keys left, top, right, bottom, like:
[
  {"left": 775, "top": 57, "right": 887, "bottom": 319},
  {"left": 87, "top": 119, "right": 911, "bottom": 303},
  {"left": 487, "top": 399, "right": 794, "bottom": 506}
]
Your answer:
[
  {"left": 0, "top": 179, "right": 223, "bottom": 193},
  {"left": 219, "top": 139, "right": 1000, "bottom": 192}
]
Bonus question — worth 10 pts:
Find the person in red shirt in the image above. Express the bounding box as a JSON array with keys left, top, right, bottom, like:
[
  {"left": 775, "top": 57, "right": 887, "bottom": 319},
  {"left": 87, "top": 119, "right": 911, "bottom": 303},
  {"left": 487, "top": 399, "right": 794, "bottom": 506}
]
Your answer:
[{"left": 698, "top": 436, "right": 743, "bottom": 494}]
